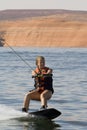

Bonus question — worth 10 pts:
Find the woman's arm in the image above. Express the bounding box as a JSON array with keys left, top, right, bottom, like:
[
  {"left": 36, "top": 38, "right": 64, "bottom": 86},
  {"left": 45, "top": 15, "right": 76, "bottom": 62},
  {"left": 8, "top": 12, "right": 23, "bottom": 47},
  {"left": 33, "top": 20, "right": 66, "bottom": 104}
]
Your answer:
[
  {"left": 32, "top": 70, "right": 36, "bottom": 76},
  {"left": 47, "top": 68, "right": 53, "bottom": 74}
]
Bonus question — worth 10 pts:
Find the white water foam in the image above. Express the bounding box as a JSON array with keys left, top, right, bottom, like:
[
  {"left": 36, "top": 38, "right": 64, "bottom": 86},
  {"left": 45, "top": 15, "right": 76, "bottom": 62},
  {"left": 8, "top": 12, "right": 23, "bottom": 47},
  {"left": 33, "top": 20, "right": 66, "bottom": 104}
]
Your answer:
[{"left": 0, "top": 104, "right": 27, "bottom": 121}]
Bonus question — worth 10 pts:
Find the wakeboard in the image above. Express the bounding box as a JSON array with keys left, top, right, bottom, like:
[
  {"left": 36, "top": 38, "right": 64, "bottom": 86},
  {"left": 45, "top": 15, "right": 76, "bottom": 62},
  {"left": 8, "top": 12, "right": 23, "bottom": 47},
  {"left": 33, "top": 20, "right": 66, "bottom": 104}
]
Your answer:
[{"left": 29, "top": 108, "right": 61, "bottom": 120}]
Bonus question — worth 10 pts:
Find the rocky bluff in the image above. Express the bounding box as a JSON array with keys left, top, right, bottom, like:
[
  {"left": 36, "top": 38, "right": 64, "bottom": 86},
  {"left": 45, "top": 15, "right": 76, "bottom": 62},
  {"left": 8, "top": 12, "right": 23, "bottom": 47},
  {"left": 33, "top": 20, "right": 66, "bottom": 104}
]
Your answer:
[{"left": 0, "top": 9, "right": 87, "bottom": 47}]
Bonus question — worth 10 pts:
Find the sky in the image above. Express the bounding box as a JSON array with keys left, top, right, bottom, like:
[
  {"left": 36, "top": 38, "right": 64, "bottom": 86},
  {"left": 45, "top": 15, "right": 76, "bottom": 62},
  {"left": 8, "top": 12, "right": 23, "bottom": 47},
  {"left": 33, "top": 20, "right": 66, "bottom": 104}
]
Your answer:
[{"left": 0, "top": 0, "right": 87, "bottom": 11}]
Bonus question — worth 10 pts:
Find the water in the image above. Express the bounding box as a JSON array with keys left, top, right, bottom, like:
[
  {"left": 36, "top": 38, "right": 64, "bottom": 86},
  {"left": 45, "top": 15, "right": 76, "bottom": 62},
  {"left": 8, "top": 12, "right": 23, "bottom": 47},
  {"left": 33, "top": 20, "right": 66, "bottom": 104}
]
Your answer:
[{"left": 0, "top": 47, "right": 87, "bottom": 130}]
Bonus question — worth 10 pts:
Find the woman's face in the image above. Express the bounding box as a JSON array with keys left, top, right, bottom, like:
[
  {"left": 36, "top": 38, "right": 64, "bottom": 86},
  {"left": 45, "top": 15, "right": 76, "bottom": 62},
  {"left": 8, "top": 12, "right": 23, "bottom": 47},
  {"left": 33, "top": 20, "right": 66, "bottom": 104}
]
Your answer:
[{"left": 37, "top": 59, "right": 45, "bottom": 69}]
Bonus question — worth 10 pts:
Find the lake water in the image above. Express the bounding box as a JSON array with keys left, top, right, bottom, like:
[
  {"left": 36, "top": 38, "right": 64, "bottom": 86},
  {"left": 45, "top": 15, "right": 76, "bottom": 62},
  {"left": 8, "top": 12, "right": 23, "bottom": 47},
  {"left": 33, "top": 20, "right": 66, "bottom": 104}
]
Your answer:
[{"left": 0, "top": 47, "right": 87, "bottom": 130}]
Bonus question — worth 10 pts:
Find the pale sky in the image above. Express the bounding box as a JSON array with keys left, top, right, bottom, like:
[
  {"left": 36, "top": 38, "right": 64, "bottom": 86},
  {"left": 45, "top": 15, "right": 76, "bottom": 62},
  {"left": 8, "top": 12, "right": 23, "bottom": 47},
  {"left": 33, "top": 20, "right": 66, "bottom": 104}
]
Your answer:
[{"left": 0, "top": 0, "right": 87, "bottom": 11}]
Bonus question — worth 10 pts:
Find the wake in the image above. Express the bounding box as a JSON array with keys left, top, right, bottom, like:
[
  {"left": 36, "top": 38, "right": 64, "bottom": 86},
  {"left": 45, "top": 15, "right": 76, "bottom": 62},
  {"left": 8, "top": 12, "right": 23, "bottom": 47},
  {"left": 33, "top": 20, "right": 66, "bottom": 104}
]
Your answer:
[{"left": 0, "top": 104, "right": 27, "bottom": 121}]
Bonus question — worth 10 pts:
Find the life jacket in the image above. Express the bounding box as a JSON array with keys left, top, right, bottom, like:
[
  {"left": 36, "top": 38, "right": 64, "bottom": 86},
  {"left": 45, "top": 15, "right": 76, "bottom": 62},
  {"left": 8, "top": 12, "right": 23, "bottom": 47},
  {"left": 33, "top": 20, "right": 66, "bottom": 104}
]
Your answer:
[{"left": 34, "top": 67, "right": 54, "bottom": 94}]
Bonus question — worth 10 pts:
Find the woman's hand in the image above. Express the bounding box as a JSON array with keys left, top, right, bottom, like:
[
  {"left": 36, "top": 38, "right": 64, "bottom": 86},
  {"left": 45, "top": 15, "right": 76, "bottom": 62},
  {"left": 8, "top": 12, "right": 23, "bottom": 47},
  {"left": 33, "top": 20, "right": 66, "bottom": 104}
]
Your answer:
[{"left": 47, "top": 69, "right": 53, "bottom": 74}]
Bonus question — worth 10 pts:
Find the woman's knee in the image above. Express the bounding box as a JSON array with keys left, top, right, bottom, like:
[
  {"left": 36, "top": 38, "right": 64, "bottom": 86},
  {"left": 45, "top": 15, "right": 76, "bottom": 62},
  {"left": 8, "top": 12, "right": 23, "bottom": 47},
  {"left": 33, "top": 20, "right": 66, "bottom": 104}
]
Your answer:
[
  {"left": 40, "top": 92, "right": 48, "bottom": 99},
  {"left": 25, "top": 92, "right": 31, "bottom": 99},
  {"left": 40, "top": 91, "right": 52, "bottom": 99},
  {"left": 40, "top": 92, "right": 45, "bottom": 99}
]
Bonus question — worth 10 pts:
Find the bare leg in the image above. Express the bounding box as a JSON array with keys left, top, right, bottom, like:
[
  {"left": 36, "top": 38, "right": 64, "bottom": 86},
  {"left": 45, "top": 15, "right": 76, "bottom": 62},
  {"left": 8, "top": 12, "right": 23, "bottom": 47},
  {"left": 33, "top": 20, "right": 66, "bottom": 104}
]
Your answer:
[
  {"left": 40, "top": 90, "right": 52, "bottom": 107},
  {"left": 23, "top": 89, "right": 40, "bottom": 112}
]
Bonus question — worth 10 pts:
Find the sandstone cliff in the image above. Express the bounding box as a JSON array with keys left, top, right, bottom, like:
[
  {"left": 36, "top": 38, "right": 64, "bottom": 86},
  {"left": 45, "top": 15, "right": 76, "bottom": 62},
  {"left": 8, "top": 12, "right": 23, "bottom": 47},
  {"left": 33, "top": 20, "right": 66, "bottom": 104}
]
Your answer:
[{"left": 0, "top": 10, "right": 87, "bottom": 47}]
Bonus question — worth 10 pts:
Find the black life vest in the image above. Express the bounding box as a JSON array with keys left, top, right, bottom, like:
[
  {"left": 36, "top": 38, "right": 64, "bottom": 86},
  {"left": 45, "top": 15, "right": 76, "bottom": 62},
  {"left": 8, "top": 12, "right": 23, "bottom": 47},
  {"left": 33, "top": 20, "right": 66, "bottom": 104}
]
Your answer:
[{"left": 34, "top": 67, "right": 54, "bottom": 94}]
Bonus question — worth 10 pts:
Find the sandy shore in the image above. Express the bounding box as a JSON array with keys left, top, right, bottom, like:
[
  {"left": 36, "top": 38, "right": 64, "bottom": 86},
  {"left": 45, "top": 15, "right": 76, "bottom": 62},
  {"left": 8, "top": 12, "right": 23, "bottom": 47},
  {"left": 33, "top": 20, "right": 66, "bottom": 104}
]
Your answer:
[{"left": 0, "top": 12, "right": 87, "bottom": 47}]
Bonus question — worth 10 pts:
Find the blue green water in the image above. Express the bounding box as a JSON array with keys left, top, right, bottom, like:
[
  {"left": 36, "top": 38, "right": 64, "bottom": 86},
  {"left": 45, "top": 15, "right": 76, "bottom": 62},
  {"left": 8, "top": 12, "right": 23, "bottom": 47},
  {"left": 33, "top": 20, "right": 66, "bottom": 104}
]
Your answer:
[{"left": 0, "top": 47, "right": 87, "bottom": 130}]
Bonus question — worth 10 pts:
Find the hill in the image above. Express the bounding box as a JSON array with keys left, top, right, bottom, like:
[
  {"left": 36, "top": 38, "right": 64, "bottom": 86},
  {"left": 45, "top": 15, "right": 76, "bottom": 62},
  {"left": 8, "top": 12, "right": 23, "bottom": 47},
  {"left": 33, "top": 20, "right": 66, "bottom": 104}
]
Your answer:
[{"left": 0, "top": 9, "right": 87, "bottom": 47}]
